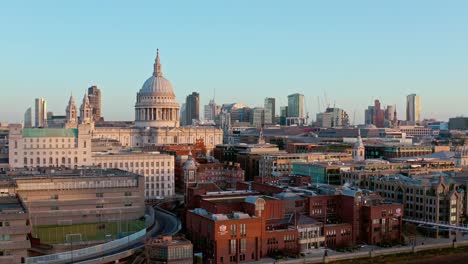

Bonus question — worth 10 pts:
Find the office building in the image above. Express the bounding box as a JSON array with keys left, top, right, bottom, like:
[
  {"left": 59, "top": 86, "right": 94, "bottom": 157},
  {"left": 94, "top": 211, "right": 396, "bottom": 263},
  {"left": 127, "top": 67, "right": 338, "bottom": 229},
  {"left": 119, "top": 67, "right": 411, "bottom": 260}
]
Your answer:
[
  {"left": 34, "top": 98, "right": 47, "bottom": 128},
  {"left": 448, "top": 117, "right": 468, "bottom": 131},
  {"left": 287, "top": 93, "right": 304, "bottom": 118},
  {"left": 23, "top": 108, "right": 32, "bottom": 128},
  {"left": 406, "top": 94, "right": 421, "bottom": 125},
  {"left": 93, "top": 151, "right": 175, "bottom": 199},
  {"left": 264, "top": 98, "right": 275, "bottom": 124},
  {"left": 316, "top": 107, "right": 350, "bottom": 128},
  {"left": 374, "top": 174, "right": 464, "bottom": 228},
  {"left": 88, "top": 85, "right": 102, "bottom": 121},
  {"left": 185, "top": 92, "right": 200, "bottom": 125},
  {"left": 204, "top": 99, "right": 220, "bottom": 121},
  {"left": 250, "top": 107, "right": 271, "bottom": 127}
]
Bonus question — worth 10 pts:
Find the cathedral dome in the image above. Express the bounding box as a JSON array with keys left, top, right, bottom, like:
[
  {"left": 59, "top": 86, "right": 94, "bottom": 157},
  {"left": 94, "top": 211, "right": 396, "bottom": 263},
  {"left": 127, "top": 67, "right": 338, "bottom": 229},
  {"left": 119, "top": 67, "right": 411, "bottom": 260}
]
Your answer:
[
  {"left": 139, "top": 49, "right": 175, "bottom": 96},
  {"left": 135, "top": 50, "right": 180, "bottom": 128},
  {"left": 140, "top": 75, "right": 175, "bottom": 97}
]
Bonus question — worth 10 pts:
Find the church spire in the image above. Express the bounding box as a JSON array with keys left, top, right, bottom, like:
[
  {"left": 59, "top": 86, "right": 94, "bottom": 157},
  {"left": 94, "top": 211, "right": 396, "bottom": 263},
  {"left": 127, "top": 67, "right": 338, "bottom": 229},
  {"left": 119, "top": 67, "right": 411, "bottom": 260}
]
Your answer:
[{"left": 153, "top": 49, "right": 163, "bottom": 77}]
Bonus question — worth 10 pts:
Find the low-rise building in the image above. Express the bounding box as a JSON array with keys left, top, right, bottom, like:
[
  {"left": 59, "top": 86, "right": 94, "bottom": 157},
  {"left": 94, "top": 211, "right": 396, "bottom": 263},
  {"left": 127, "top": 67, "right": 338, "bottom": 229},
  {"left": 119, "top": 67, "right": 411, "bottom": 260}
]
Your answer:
[
  {"left": 259, "top": 152, "right": 352, "bottom": 178},
  {"left": 8, "top": 168, "right": 145, "bottom": 226},
  {"left": 187, "top": 195, "right": 301, "bottom": 263},
  {"left": 92, "top": 151, "right": 174, "bottom": 199},
  {"left": 145, "top": 235, "right": 193, "bottom": 264},
  {"left": 374, "top": 174, "right": 464, "bottom": 226},
  {"left": 0, "top": 195, "right": 31, "bottom": 264}
]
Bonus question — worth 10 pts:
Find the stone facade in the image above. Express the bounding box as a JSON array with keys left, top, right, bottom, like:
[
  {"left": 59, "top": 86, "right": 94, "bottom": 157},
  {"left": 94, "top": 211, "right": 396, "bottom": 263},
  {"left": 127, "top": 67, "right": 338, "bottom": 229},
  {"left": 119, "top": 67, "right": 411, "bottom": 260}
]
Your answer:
[
  {"left": 93, "top": 152, "right": 174, "bottom": 199},
  {"left": 8, "top": 123, "right": 93, "bottom": 169}
]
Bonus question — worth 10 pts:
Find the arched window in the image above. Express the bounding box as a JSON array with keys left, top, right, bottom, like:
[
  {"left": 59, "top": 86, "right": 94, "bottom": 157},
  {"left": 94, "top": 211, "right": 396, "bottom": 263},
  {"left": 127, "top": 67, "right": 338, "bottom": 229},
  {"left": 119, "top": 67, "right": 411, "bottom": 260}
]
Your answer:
[
  {"left": 61, "top": 157, "right": 65, "bottom": 164},
  {"left": 37, "top": 157, "right": 40, "bottom": 164},
  {"left": 49, "top": 157, "right": 53, "bottom": 164},
  {"left": 24, "top": 158, "right": 28, "bottom": 165},
  {"left": 83, "top": 141, "right": 87, "bottom": 148}
]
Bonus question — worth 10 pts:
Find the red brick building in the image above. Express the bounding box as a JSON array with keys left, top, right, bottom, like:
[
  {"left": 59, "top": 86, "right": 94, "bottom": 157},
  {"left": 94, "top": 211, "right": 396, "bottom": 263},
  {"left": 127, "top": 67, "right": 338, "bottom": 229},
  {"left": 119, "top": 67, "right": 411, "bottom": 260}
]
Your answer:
[
  {"left": 360, "top": 201, "right": 403, "bottom": 245},
  {"left": 308, "top": 190, "right": 403, "bottom": 247},
  {"left": 186, "top": 195, "right": 302, "bottom": 263}
]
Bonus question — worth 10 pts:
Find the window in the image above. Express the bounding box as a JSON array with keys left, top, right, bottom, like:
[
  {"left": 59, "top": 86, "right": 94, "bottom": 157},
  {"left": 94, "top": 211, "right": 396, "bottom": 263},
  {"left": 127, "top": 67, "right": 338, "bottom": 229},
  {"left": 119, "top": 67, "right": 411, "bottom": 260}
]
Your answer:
[
  {"left": 51, "top": 194, "right": 59, "bottom": 200},
  {"left": 230, "top": 239, "right": 236, "bottom": 254},
  {"left": 124, "top": 192, "right": 132, "bottom": 196},
  {"left": 240, "top": 223, "right": 246, "bottom": 236},
  {"left": 230, "top": 224, "right": 237, "bottom": 236},
  {"left": 125, "top": 202, "right": 132, "bottom": 207},
  {"left": 51, "top": 206, "right": 59, "bottom": 210},
  {"left": 240, "top": 238, "right": 246, "bottom": 252},
  {"left": 96, "top": 193, "right": 104, "bottom": 198},
  {"left": 96, "top": 205, "right": 104, "bottom": 209}
]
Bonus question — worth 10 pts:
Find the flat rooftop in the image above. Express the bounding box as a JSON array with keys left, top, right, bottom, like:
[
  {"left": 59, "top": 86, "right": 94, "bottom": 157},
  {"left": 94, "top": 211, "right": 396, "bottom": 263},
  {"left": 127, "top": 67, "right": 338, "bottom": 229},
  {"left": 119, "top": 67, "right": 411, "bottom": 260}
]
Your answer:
[
  {"left": 7, "top": 167, "right": 140, "bottom": 179},
  {"left": 0, "top": 195, "right": 26, "bottom": 213}
]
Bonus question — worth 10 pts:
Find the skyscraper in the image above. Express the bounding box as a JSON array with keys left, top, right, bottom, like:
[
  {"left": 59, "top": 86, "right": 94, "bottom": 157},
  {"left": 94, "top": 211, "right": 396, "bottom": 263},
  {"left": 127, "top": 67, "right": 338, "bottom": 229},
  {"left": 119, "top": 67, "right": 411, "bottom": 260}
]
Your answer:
[
  {"left": 287, "top": 93, "right": 304, "bottom": 118},
  {"left": 88, "top": 85, "right": 102, "bottom": 121},
  {"left": 250, "top": 107, "right": 271, "bottom": 127},
  {"left": 34, "top": 98, "right": 47, "bottom": 127},
  {"left": 264, "top": 97, "right": 275, "bottom": 124},
  {"left": 185, "top": 92, "right": 200, "bottom": 125},
  {"left": 24, "top": 108, "right": 32, "bottom": 128},
  {"left": 204, "top": 99, "right": 219, "bottom": 121},
  {"left": 406, "top": 94, "right": 421, "bottom": 125}
]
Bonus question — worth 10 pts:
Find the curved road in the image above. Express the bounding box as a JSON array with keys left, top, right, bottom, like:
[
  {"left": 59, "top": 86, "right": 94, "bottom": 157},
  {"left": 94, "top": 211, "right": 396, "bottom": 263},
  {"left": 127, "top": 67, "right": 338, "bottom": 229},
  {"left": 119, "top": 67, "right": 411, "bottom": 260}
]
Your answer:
[{"left": 69, "top": 204, "right": 180, "bottom": 264}]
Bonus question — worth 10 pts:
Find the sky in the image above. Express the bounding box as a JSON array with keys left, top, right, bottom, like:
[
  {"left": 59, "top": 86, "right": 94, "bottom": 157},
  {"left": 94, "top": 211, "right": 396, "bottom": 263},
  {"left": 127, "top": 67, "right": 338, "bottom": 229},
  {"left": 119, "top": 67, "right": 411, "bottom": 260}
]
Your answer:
[{"left": 0, "top": 0, "right": 467, "bottom": 124}]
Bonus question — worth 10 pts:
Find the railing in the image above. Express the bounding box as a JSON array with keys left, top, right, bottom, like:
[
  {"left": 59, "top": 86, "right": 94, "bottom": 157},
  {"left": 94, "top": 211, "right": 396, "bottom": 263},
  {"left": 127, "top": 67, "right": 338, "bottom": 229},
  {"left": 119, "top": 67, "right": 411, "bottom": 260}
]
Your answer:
[
  {"left": 403, "top": 218, "right": 468, "bottom": 232},
  {"left": 26, "top": 206, "right": 156, "bottom": 264},
  {"left": 26, "top": 229, "right": 146, "bottom": 264}
]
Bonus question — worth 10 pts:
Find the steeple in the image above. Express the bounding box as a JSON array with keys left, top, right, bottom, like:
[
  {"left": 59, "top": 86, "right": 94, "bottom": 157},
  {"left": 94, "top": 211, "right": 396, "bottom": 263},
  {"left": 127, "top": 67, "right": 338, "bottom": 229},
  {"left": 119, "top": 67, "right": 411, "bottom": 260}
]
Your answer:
[
  {"left": 153, "top": 49, "right": 163, "bottom": 77},
  {"left": 258, "top": 127, "right": 265, "bottom": 145},
  {"left": 80, "top": 92, "right": 93, "bottom": 124},
  {"left": 353, "top": 129, "right": 365, "bottom": 162},
  {"left": 66, "top": 94, "right": 78, "bottom": 126}
]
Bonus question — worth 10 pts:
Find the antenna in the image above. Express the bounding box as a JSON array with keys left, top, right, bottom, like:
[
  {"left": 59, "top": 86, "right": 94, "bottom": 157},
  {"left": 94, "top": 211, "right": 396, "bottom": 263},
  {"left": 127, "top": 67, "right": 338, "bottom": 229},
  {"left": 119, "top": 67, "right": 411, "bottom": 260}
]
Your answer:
[
  {"left": 353, "top": 109, "right": 356, "bottom": 126},
  {"left": 317, "top": 96, "right": 321, "bottom": 113}
]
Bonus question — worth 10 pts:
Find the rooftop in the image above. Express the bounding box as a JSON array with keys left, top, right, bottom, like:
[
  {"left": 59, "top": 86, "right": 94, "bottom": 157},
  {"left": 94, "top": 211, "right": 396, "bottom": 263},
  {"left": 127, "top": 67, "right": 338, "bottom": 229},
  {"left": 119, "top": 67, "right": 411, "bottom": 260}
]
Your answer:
[
  {"left": 0, "top": 195, "right": 26, "bottom": 214},
  {"left": 7, "top": 167, "right": 140, "bottom": 180},
  {"left": 146, "top": 235, "right": 192, "bottom": 247},
  {"left": 22, "top": 128, "right": 78, "bottom": 138}
]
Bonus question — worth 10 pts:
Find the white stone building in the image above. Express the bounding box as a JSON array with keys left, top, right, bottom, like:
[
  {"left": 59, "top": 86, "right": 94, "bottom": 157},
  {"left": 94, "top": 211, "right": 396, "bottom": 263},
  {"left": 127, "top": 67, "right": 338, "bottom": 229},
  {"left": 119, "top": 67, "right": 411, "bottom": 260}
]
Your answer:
[
  {"left": 8, "top": 123, "right": 93, "bottom": 168},
  {"left": 92, "top": 152, "right": 174, "bottom": 199}
]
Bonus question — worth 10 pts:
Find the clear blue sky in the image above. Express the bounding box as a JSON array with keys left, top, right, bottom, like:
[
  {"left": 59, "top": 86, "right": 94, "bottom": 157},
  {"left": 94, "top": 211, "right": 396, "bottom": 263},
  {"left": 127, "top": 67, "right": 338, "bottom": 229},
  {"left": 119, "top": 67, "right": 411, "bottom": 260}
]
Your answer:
[{"left": 1, "top": 0, "right": 467, "bottom": 124}]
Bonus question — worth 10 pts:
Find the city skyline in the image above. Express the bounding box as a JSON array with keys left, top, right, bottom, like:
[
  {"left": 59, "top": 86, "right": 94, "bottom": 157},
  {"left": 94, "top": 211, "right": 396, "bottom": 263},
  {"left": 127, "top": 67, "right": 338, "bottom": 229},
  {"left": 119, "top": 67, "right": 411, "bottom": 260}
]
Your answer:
[{"left": 1, "top": 1, "right": 468, "bottom": 123}]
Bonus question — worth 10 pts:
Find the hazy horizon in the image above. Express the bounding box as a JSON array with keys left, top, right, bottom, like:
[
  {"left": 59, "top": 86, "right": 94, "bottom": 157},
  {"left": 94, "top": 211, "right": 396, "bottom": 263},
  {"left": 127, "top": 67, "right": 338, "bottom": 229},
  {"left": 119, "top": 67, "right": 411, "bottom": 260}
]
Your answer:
[{"left": 1, "top": 1, "right": 467, "bottom": 124}]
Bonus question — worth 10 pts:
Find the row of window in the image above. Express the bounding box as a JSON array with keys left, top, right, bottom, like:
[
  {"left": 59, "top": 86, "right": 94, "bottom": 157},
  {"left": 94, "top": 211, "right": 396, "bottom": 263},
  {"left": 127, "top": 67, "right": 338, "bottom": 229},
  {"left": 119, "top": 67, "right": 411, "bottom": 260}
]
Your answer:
[
  {"left": 50, "top": 192, "right": 132, "bottom": 199},
  {"left": 146, "top": 189, "right": 172, "bottom": 197},
  {"left": 230, "top": 223, "right": 247, "bottom": 236},
  {"left": 50, "top": 202, "right": 132, "bottom": 210},
  {"left": 100, "top": 161, "right": 172, "bottom": 168},
  {"left": 22, "top": 157, "right": 87, "bottom": 165},
  {"left": 229, "top": 238, "right": 247, "bottom": 254}
]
